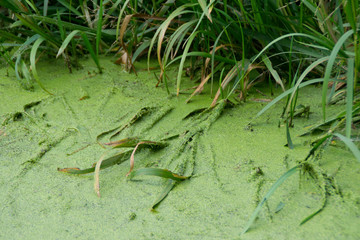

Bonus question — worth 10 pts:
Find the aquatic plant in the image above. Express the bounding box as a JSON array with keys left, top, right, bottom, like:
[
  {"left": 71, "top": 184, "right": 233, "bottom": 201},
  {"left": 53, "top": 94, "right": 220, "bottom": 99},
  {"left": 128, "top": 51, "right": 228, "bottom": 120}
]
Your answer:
[
  {"left": 1, "top": 0, "right": 360, "bottom": 236},
  {"left": 58, "top": 100, "right": 228, "bottom": 208}
]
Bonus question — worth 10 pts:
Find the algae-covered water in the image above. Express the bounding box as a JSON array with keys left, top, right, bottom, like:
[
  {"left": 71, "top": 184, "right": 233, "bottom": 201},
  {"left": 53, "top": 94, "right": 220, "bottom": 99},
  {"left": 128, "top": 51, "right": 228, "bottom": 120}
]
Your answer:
[{"left": 1, "top": 57, "right": 360, "bottom": 239}]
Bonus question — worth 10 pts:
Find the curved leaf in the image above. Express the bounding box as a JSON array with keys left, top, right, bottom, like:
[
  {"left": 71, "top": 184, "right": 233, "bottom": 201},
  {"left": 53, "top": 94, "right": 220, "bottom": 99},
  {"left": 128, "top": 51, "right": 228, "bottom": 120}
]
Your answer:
[{"left": 56, "top": 30, "right": 80, "bottom": 58}]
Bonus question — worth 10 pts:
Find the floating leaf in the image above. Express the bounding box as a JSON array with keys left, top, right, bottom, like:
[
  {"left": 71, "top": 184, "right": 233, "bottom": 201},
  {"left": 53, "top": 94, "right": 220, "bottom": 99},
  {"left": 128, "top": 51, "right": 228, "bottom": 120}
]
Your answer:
[
  {"left": 94, "top": 152, "right": 108, "bottom": 197},
  {"left": 104, "top": 138, "right": 167, "bottom": 149},
  {"left": 58, "top": 150, "right": 132, "bottom": 174},
  {"left": 151, "top": 180, "right": 176, "bottom": 210},
  {"left": 242, "top": 166, "right": 299, "bottom": 235},
  {"left": 128, "top": 168, "right": 190, "bottom": 181}
]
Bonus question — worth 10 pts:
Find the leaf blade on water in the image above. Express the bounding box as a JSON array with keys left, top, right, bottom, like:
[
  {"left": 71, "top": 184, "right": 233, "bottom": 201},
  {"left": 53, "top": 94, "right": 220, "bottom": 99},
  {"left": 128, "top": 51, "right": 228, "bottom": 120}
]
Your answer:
[
  {"left": 128, "top": 168, "right": 190, "bottom": 181},
  {"left": 241, "top": 166, "right": 299, "bottom": 235},
  {"left": 333, "top": 133, "right": 360, "bottom": 163}
]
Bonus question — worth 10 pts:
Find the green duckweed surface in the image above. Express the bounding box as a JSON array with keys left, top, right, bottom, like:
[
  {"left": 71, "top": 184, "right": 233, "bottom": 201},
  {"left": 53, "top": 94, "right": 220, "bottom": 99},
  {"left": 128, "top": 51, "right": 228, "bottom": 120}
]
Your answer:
[{"left": 1, "top": 57, "right": 360, "bottom": 239}]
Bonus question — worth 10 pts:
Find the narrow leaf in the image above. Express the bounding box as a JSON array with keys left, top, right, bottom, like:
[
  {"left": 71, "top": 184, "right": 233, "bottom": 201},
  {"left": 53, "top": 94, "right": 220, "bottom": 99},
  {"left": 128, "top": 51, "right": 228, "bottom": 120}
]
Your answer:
[
  {"left": 262, "top": 55, "right": 285, "bottom": 91},
  {"left": 30, "top": 37, "right": 53, "bottom": 94},
  {"left": 94, "top": 152, "right": 108, "bottom": 197},
  {"left": 345, "top": 58, "right": 354, "bottom": 138},
  {"left": 128, "top": 168, "right": 189, "bottom": 181},
  {"left": 322, "top": 30, "right": 353, "bottom": 120},
  {"left": 81, "top": 32, "right": 102, "bottom": 73},
  {"left": 56, "top": 30, "right": 80, "bottom": 58},
  {"left": 333, "top": 133, "right": 360, "bottom": 162},
  {"left": 286, "top": 120, "right": 294, "bottom": 149},
  {"left": 151, "top": 180, "right": 176, "bottom": 209},
  {"left": 58, "top": 150, "right": 132, "bottom": 174},
  {"left": 242, "top": 166, "right": 299, "bottom": 234}
]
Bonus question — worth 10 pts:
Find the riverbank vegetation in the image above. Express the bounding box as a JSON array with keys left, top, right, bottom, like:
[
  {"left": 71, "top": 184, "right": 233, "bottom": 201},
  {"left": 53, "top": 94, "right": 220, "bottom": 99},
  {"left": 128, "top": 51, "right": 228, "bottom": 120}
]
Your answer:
[{"left": 1, "top": 0, "right": 359, "bottom": 235}]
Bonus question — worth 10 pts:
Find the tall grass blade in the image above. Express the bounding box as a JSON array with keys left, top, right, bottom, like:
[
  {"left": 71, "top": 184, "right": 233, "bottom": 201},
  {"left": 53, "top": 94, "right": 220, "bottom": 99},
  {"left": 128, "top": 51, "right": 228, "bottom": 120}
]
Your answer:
[
  {"left": 58, "top": 0, "right": 82, "bottom": 16},
  {"left": 286, "top": 120, "right": 294, "bottom": 149},
  {"left": 241, "top": 166, "right": 299, "bottom": 235},
  {"left": 254, "top": 78, "right": 326, "bottom": 120},
  {"left": 16, "top": 14, "right": 59, "bottom": 47},
  {"left": 96, "top": 0, "right": 103, "bottom": 57},
  {"left": 345, "top": 58, "right": 354, "bottom": 138},
  {"left": 30, "top": 37, "right": 53, "bottom": 94},
  {"left": 262, "top": 54, "right": 285, "bottom": 91},
  {"left": 198, "top": 0, "right": 213, "bottom": 22},
  {"left": 56, "top": 30, "right": 80, "bottom": 58},
  {"left": 333, "top": 133, "right": 360, "bottom": 162},
  {"left": 81, "top": 32, "right": 102, "bottom": 73},
  {"left": 176, "top": 31, "right": 198, "bottom": 95},
  {"left": 57, "top": 10, "right": 65, "bottom": 41},
  {"left": 43, "top": 0, "right": 49, "bottom": 16},
  {"left": 343, "top": 0, "right": 358, "bottom": 32},
  {"left": 11, "top": 34, "right": 40, "bottom": 60},
  {"left": 116, "top": 0, "right": 130, "bottom": 39},
  {"left": 322, "top": 30, "right": 353, "bottom": 121}
]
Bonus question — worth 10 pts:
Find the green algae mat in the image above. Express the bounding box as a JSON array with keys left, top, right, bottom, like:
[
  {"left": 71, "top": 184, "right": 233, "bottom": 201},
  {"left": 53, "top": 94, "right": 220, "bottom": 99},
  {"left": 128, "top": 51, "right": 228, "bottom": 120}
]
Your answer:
[{"left": 1, "top": 58, "right": 360, "bottom": 239}]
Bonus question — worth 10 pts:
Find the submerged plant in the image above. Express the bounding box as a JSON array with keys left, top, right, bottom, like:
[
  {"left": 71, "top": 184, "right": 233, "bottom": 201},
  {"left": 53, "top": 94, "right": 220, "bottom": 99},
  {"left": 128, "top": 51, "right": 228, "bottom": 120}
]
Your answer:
[
  {"left": 59, "top": 100, "right": 227, "bottom": 208},
  {"left": 241, "top": 130, "right": 357, "bottom": 235}
]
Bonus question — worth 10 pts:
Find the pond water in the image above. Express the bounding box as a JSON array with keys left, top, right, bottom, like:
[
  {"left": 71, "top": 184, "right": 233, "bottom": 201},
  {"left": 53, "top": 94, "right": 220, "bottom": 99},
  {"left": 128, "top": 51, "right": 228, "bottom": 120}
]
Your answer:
[{"left": 1, "top": 57, "right": 359, "bottom": 239}]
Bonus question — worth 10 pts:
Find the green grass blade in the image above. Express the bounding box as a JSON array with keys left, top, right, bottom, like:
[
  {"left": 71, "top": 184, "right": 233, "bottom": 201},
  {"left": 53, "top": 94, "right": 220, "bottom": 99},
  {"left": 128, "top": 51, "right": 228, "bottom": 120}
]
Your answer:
[
  {"left": 262, "top": 54, "right": 285, "bottom": 91},
  {"left": 30, "top": 37, "right": 53, "bottom": 94},
  {"left": 56, "top": 30, "right": 80, "bottom": 58},
  {"left": 151, "top": 179, "right": 176, "bottom": 210},
  {"left": 241, "top": 166, "right": 299, "bottom": 235},
  {"left": 43, "top": 0, "right": 49, "bottom": 16},
  {"left": 211, "top": 23, "right": 231, "bottom": 95},
  {"left": 20, "top": 60, "right": 33, "bottom": 89},
  {"left": 128, "top": 168, "right": 189, "bottom": 181},
  {"left": 333, "top": 133, "right": 360, "bottom": 163},
  {"left": 162, "top": 19, "right": 197, "bottom": 74},
  {"left": 147, "top": 5, "right": 192, "bottom": 70},
  {"left": 0, "top": 30, "right": 24, "bottom": 42},
  {"left": 254, "top": 78, "right": 326, "bottom": 120},
  {"left": 286, "top": 120, "right": 294, "bottom": 149},
  {"left": 115, "top": 0, "right": 130, "bottom": 39},
  {"left": 343, "top": 0, "right": 358, "bottom": 32},
  {"left": 285, "top": 57, "right": 329, "bottom": 114},
  {"left": 0, "top": 45, "right": 16, "bottom": 69},
  {"left": 321, "top": 30, "right": 353, "bottom": 121},
  {"left": 166, "top": 51, "right": 236, "bottom": 66},
  {"left": 176, "top": 31, "right": 198, "bottom": 95},
  {"left": 132, "top": 40, "right": 151, "bottom": 63},
  {"left": 58, "top": 0, "right": 83, "bottom": 16},
  {"left": 81, "top": 32, "right": 102, "bottom": 73},
  {"left": 30, "top": 15, "right": 114, "bottom": 39},
  {"left": 305, "top": 134, "right": 332, "bottom": 160},
  {"left": 345, "top": 58, "right": 354, "bottom": 138},
  {"left": 96, "top": 0, "right": 103, "bottom": 57},
  {"left": 58, "top": 150, "right": 133, "bottom": 174},
  {"left": 15, "top": 14, "right": 60, "bottom": 47},
  {"left": 11, "top": 34, "right": 40, "bottom": 60},
  {"left": 57, "top": 10, "right": 65, "bottom": 41},
  {"left": 251, "top": 33, "right": 322, "bottom": 64},
  {"left": 198, "top": 0, "right": 213, "bottom": 22}
]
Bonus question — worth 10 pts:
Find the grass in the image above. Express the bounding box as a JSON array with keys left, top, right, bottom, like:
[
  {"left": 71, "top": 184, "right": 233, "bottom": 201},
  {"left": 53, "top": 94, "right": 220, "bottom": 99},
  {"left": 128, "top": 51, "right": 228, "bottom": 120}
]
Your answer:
[{"left": 1, "top": 0, "right": 360, "bottom": 235}]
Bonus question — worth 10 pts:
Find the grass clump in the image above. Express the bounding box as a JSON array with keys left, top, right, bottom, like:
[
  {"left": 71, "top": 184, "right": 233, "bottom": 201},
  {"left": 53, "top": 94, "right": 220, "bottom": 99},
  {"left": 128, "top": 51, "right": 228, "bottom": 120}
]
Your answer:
[{"left": 1, "top": 0, "right": 360, "bottom": 235}]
